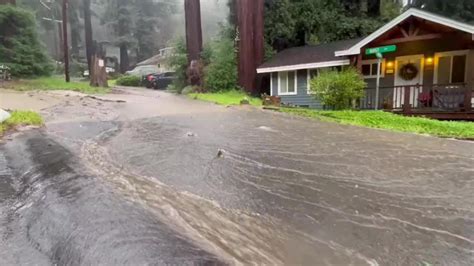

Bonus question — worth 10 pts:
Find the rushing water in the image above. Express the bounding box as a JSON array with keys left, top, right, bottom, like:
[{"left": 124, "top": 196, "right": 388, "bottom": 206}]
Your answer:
[{"left": 1, "top": 90, "right": 473, "bottom": 265}]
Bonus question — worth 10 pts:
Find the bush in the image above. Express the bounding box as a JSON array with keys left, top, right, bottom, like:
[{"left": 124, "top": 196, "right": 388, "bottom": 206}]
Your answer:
[
  {"left": 168, "top": 38, "right": 188, "bottom": 93},
  {"left": 204, "top": 38, "right": 238, "bottom": 92},
  {"left": 0, "top": 6, "right": 54, "bottom": 77},
  {"left": 116, "top": 75, "right": 141, "bottom": 86},
  {"left": 309, "top": 67, "right": 366, "bottom": 110}
]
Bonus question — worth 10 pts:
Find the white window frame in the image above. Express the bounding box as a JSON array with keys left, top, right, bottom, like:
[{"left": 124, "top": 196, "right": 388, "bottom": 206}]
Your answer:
[
  {"left": 434, "top": 50, "right": 469, "bottom": 84},
  {"left": 361, "top": 59, "right": 386, "bottom": 79},
  {"left": 278, "top": 71, "right": 298, "bottom": 95}
]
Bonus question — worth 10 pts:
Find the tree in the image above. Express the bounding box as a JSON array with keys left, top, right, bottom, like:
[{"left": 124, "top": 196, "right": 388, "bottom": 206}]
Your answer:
[
  {"left": 102, "top": 0, "right": 177, "bottom": 72},
  {"left": 102, "top": 0, "right": 133, "bottom": 73},
  {"left": 0, "top": 0, "right": 16, "bottom": 5},
  {"left": 407, "top": 0, "right": 474, "bottom": 23},
  {"left": 263, "top": 0, "right": 400, "bottom": 51},
  {"left": 0, "top": 5, "right": 53, "bottom": 77},
  {"left": 83, "top": 0, "right": 93, "bottom": 73}
]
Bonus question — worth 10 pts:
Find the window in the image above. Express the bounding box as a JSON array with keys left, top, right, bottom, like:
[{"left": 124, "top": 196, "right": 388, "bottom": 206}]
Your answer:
[
  {"left": 361, "top": 59, "right": 385, "bottom": 78},
  {"left": 278, "top": 71, "right": 297, "bottom": 95},
  {"left": 435, "top": 51, "right": 468, "bottom": 84}
]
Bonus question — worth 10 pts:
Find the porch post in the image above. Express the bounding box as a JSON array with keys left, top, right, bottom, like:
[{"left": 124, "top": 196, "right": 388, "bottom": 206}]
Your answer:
[
  {"left": 403, "top": 86, "right": 412, "bottom": 114},
  {"left": 466, "top": 49, "right": 474, "bottom": 112}
]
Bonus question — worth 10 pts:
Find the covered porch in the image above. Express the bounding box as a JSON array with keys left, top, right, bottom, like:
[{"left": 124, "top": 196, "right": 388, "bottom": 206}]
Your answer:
[
  {"left": 335, "top": 9, "right": 474, "bottom": 120},
  {"left": 361, "top": 84, "right": 474, "bottom": 120}
]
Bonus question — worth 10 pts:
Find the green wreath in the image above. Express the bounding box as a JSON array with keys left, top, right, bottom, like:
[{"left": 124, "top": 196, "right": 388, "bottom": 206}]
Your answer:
[{"left": 399, "top": 63, "right": 419, "bottom": 81}]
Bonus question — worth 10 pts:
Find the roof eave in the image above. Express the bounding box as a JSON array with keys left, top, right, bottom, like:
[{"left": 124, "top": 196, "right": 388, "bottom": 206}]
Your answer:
[
  {"left": 334, "top": 8, "right": 474, "bottom": 57},
  {"left": 257, "top": 59, "right": 350, "bottom": 74}
]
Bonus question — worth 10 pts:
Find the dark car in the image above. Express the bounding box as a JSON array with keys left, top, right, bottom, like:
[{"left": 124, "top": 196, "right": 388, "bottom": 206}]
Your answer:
[{"left": 145, "top": 72, "right": 176, "bottom": 90}]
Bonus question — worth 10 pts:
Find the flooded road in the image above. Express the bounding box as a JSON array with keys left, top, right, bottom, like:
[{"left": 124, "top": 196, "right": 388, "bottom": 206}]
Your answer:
[{"left": 1, "top": 88, "right": 473, "bottom": 265}]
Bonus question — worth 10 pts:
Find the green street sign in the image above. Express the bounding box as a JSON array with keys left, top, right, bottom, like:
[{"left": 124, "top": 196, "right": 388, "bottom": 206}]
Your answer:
[{"left": 366, "top": 45, "right": 397, "bottom": 55}]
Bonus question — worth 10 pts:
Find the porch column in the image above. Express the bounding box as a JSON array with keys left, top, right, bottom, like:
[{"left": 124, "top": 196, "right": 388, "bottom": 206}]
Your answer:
[{"left": 466, "top": 49, "right": 474, "bottom": 111}]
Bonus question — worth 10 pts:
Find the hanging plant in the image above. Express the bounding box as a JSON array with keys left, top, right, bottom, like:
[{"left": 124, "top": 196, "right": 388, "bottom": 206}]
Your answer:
[{"left": 399, "top": 63, "right": 419, "bottom": 81}]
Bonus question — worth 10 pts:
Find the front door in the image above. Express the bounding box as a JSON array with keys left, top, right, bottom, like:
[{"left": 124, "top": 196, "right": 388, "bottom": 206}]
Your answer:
[{"left": 394, "top": 55, "right": 424, "bottom": 108}]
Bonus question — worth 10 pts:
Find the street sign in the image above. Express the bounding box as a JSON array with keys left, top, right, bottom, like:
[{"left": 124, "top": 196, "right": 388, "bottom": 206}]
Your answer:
[{"left": 366, "top": 45, "right": 397, "bottom": 55}]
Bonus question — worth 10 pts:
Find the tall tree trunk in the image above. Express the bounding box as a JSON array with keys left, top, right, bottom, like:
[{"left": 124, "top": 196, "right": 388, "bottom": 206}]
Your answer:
[
  {"left": 62, "top": 0, "right": 70, "bottom": 82},
  {"left": 119, "top": 44, "right": 129, "bottom": 74},
  {"left": 83, "top": 0, "right": 93, "bottom": 74},
  {"left": 237, "top": 0, "right": 264, "bottom": 95},
  {"left": 184, "top": 0, "right": 203, "bottom": 63},
  {"left": 0, "top": 0, "right": 16, "bottom": 5},
  {"left": 367, "top": 0, "right": 381, "bottom": 17}
]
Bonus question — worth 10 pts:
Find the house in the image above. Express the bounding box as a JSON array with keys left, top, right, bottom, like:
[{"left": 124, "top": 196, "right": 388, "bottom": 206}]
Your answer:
[
  {"left": 137, "top": 47, "right": 175, "bottom": 73},
  {"left": 257, "top": 8, "right": 474, "bottom": 119}
]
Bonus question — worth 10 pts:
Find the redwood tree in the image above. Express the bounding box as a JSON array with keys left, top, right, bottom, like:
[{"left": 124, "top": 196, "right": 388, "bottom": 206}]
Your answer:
[
  {"left": 0, "top": 0, "right": 16, "bottom": 5},
  {"left": 237, "top": 0, "right": 264, "bottom": 95}
]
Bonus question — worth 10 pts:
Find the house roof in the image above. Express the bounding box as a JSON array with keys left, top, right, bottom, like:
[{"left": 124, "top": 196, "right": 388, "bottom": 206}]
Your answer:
[
  {"left": 257, "top": 38, "right": 362, "bottom": 73},
  {"left": 336, "top": 8, "right": 474, "bottom": 56},
  {"left": 137, "top": 54, "right": 168, "bottom": 66}
]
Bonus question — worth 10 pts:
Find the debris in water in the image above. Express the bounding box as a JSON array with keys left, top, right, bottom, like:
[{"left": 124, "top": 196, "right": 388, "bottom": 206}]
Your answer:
[
  {"left": 217, "top": 149, "right": 225, "bottom": 158},
  {"left": 186, "top": 132, "right": 197, "bottom": 137}
]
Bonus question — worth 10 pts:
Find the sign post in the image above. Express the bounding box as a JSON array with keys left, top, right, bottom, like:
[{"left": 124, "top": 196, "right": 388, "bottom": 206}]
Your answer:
[
  {"left": 375, "top": 53, "right": 382, "bottom": 110},
  {"left": 366, "top": 45, "right": 397, "bottom": 110}
]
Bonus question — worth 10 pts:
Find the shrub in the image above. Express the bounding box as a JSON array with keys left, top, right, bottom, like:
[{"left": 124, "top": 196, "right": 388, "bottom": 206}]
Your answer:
[
  {"left": 204, "top": 38, "right": 238, "bottom": 92},
  {"left": 168, "top": 38, "right": 188, "bottom": 93},
  {"left": 309, "top": 67, "right": 366, "bottom": 110},
  {"left": 116, "top": 75, "right": 141, "bottom": 86},
  {"left": 0, "top": 6, "right": 54, "bottom": 77}
]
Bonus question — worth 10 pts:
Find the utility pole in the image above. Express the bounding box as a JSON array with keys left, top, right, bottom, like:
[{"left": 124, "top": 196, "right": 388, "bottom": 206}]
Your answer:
[
  {"left": 83, "top": 0, "right": 93, "bottom": 75},
  {"left": 62, "top": 0, "right": 70, "bottom": 82}
]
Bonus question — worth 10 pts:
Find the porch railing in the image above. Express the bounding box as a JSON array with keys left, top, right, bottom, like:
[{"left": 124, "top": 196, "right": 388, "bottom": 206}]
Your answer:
[{"left": 360, "top": 84, "right": 473, "bottom": 113}]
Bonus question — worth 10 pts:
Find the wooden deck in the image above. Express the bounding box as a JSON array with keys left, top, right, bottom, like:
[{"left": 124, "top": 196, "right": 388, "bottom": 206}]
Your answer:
[{"left": 362, "top": 84, "right": 474, "bottom": 121}]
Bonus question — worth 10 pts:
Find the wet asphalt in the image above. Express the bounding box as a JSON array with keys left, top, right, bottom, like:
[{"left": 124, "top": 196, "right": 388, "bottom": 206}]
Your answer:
[{"left": 1, "top": 88, "right": 473, "bottom": 265}]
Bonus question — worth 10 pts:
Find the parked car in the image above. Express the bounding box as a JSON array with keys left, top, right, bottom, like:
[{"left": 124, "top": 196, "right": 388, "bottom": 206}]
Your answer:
[
  {"left": 125, "top": 65, "right": 160, "bottom": 77},
  {"left": 144, "top": 72, "right": 176, "bottom": 90},
  {"left": 83, "top": 67, "right": 115, "bottom": 78}
]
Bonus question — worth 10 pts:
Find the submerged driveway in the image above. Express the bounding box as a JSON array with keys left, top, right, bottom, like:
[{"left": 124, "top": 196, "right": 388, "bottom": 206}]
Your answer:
[{"left": 1, "top": 88, "right": 473, "bottom": 265}]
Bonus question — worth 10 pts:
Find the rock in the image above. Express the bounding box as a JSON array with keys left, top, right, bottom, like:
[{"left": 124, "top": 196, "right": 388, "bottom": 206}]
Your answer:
[
  {"left": 0, "top": 109, "right": 11, "bottom": 123},
  {"left": 240, "top": 97, "right": 250, "bottom": 105}
]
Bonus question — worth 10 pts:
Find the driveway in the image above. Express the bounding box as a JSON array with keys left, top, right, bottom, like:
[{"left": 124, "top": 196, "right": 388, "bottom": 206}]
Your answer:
[{"left": 1, "top": 87, "right": 473, "bottom": 265}]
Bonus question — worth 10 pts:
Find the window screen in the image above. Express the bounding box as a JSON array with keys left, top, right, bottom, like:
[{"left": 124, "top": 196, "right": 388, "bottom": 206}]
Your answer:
[
  {"left": 288, "top": 71, "right": 296, "bottom": 93},
  {"left": 279, "top": 72, "right": 288, "bottom": 93},
  {"left": 437, "top": 56, "right": 451, "bottom": 84},
  {"left": 452, "top": 55, "right": 466, "bottom": 83}
]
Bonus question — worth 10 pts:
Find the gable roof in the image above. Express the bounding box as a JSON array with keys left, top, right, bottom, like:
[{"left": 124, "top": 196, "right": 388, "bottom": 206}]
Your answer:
[
  {"left": 257, "top": 38, "right": 361, "bottom": 73},
  {"left": 335, "top": 8, "right": 474, "bottom": 57}
]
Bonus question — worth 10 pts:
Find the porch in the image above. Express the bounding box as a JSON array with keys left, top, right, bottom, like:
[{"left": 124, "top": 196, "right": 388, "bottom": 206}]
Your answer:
[{"left": 361, "top": 84, "right": 474, "bottom": 120}]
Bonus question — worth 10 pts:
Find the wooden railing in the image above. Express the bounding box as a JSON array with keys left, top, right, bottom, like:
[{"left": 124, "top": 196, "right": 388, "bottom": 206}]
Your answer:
[{"left": 360, "top": 84, "right": 473, "bottom": 113}]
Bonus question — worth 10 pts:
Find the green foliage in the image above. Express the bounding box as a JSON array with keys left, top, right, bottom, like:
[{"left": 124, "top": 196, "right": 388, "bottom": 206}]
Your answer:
[
  {"left": 189, "top": 90, "right": 262, "bottom": 106},
  {"left": 168, "top": 37, "right": 188, "bottom": 93},
  {"left": 6, "top": 77, "right": 110, "bottom": 94},
  {"left": 204, "top": 38, "right": 238, "bottom": 92},
  {"left": 264, "top": 0, "right": 401, "bottom": 50},
  {"left": 1, "top": 110, "right": 43, "bottom": 136},
  {"left": 407, "top": 0, "right": 474, "bottom": 23},
  {"left": 264, "top": 0, "right": 296, "bottom": 46},
  {"left": 0, "top": 6, "right": 54, "bottom": 77},
  {"left": 309, "top": 68, "right": 366, "bottom": 110},
  {"left": 279, "top": 109, "right": 474, "bottom": 139},
  {"left": 116, "top": 75, "right": 141, "bottom": 87}
]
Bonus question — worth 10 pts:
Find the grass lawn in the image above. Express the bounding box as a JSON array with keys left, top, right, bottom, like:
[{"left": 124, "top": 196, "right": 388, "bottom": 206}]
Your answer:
[
  {"left": 4, "top": 76, "right": 111, "bottom": 94},
  {"left": 189, "top": 90, "right": 262, "bottom": 106},
  {"left": 0, "top": 111, "right": 43, "bottom": 136},
  {"left": 281, "top": 108, "right": 474, "bottom": 139}
]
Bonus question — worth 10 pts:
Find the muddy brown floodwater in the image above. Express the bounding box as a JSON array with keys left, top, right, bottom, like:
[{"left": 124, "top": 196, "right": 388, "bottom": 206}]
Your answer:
[{"left": 1, "top": 87, "right": 473, "bottom": 265}]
